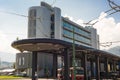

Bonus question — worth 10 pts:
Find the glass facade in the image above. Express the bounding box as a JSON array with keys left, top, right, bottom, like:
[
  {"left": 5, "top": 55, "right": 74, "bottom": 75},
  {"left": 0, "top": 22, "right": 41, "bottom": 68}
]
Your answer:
[
  {"left": 62, "top": 20, "right": 91, "bottom": 46},
  {"left": 50, "top": 14, "right": 55, "bottom": 38},
  {"left": 63, "top": 21, "right": 91, "bottom": 38}
]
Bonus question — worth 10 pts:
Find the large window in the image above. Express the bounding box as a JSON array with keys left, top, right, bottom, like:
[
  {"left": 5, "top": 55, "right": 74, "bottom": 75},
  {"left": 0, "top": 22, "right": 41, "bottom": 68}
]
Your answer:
[
  {"left": 63, "top": 29, "right": 73, "bottom": 38},
  {"left": 63, "top": 21, "right": 91, "bottom": 38},
  {"left": 62, "top": 21, "right": 91, "bottom": 46},
  {"left": 63, "top": 29, "right": 91, "bottom": 45}
]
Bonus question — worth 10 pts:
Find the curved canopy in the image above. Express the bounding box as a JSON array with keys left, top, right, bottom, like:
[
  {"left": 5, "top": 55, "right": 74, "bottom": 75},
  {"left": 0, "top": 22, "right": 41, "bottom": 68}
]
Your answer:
[{"left": 11, "top": 38, "right": 120, "bottom": 60}]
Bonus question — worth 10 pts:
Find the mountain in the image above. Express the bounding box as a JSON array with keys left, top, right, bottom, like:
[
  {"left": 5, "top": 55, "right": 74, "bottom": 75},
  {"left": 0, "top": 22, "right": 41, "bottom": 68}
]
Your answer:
[
  {"left": 0, "top": 61, "right": 14, "bottom": 69},
  {"left": 107, "top": 46, "right": 120, "bottom": 56}
]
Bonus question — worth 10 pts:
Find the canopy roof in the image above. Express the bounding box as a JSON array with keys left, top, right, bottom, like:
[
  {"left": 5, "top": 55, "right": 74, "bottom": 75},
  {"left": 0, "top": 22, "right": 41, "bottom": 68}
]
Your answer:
[{"left": 11, "top": 38, "right": 120, "bottom": 60}]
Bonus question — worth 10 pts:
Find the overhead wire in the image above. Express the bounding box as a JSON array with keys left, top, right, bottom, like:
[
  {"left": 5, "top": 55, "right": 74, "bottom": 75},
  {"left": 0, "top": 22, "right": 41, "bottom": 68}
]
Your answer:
[
  {"left": 107, "top": 0, "right": 120, "bottom": 11},
  {"left": 0, "top": 10, "right": 49, "bottom": 37},
  {"left": 84, "top": 0, "right": 120, "bottom": 26},
  {"left": 100, "top": 41, "right": 120, "bottom": 47},
  {"left": 0, "top": 10, "right": 28, "bottom": 18},
  {"left": 51, "top": 0, "right": 56, "bottom": 6},
  {"left": 84, "top": 7, "right": 119, "bottom": 26}
]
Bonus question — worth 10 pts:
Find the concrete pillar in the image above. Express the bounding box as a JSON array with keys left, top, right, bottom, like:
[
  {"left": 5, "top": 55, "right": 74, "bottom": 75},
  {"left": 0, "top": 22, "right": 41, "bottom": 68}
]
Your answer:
[
  {"left": 32, "top": 51, "right": 37, "bottom": 80},
  {"left": 118, "top": 61, "right": 120, "bottom": 77},
  {"left": 82, "top": 53, "right": 88, "bottom": 80},
  {"left": 90, "top": 60, "right": 94, "bottom": 79},
  {"left": 113, "top": 61, "right": 116, "bottom": 71},
  {"left": 104, "top": 58, "right": 109, "bottom": 79},
  {"left": 95, "top": 55, "right": 100, "bottom": 80},
  {"left": 53, "top": 54, "right": 57, "bottom": 78},
  {"left": 63, "top": 48, "right": 70, "bottom": 80}
]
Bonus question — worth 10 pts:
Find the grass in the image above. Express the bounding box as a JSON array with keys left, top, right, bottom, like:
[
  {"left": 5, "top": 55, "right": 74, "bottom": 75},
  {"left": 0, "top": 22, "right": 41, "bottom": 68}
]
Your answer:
[{"left": 0, "top": 75, "right": 23, "bottom": 79}]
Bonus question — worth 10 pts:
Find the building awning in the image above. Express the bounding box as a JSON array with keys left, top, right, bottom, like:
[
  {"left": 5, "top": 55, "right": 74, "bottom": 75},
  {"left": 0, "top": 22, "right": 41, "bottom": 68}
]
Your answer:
[{"left": 11, "top": 38, "right": 120, "bottom": 60}]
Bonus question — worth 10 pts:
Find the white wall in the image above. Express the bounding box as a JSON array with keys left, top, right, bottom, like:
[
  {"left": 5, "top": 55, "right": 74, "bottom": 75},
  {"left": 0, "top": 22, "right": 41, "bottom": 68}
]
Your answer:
[
  {"left": 36, "top": 6, "right": 51, "bottom": 38},
  {"left": 54, "top": 7, "right": 62, "bottom": 39},
  {"left": 90, "top": 27, "right": 99, "bottom": 49},
  {"left": 28, "top": 6, "right": 51, "bottom": 38}
]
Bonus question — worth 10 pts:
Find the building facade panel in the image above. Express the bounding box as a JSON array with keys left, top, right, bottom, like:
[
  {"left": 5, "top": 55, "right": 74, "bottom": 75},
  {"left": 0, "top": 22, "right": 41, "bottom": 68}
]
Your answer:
[
  {"left": 54, "top": 7, "right": 62, "bottom": 39},
  {"left": 28, "top": 6, "right": 51, "bottom": 38},
  {"left": 16, "top": 53, "right": 32, "bottom": 69}
]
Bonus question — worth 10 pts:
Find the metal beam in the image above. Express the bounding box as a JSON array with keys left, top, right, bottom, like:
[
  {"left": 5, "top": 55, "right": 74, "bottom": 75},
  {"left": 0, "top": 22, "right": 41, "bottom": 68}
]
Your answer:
[
  {"left": 32, "top": 51, "right": 37, "bottom": 80},
  {"left": 95, "top": 55, "right": 100, "bottom": 80},
  {"left": 64, "top": 48, "right": 70, "bottom": 80},
  {"left": 104, "top": 58, "right": 109, "bottom": 79},
  {"left": 82, "top": 53, "right": 88, "bottom": 80},
  {"left": 53, "top": 54, "right": 57, "bottom": 78},
  {"left": 90, "top": 60, "right": 94, "bottom": 79},
  {"left": 113, "top": 61, "right": 116, "bottom": 71}
]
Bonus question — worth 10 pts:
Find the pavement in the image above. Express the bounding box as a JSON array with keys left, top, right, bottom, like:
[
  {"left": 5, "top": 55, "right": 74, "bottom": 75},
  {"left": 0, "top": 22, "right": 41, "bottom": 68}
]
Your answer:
[
  {"left": 1, "top": 78, "right": 120, "bottom": 80},
  {"left": 0, "top": 78, "right": 57, "bottom": 80}
]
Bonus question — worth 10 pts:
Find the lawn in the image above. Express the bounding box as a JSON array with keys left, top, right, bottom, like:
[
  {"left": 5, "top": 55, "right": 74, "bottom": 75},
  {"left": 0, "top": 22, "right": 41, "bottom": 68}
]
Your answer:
[{"left": 0, "top": 75, "right": 23, "bottom": 79}]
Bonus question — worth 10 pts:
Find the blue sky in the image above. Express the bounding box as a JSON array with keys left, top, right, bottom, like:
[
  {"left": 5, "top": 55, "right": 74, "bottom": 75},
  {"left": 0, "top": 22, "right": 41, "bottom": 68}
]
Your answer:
[
  {"left": 0, "top": 0, "right": 120, "bottom": 62},
  {"left": 0, "top": 0, "right": 120, "bottom": 22},
  {"left": 0, "top": 0, "right": 119, "bottom": 22},
  {"left": 0, "top": 0, "right": 120, "bottom": 21}
]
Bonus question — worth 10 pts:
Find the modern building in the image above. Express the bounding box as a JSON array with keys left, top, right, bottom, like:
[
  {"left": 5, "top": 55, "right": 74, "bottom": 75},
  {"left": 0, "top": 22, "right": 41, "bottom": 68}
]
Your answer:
[
  {"left": 28, "top": 2, "right": 99, "bottom": 49},
  {"left": 16, "top": 2, "right": 100, "bottom": 77}
]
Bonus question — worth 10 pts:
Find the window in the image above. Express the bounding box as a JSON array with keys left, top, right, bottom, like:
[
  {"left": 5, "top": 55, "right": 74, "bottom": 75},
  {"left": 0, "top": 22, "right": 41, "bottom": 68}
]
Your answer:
[
  {"left": 51, "top": 14, "right": 54, "bottom": 21},
  {"left": 63, "top": 21, "right": 91, "bottom": 38},
  {"left": 50, "top": 14, "right": 55, "bottom": 38},
  {"left": 22, "top": 57, "right": 25, "bottom": 65},
  {"left": 63, "top": 30, "right": 73, "bottom": 38},
  {"left": 19, "top": 58, "right": 21, "bottom": 65},
  {"left": 51, "top": 23, "right": 54, "bottom": 38}
]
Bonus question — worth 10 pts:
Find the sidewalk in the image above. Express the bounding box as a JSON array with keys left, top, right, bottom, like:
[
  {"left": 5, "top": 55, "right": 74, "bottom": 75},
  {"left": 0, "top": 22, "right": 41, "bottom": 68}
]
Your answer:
[{"left": 1, "top": 78, "right": 57, "bottom": 80}]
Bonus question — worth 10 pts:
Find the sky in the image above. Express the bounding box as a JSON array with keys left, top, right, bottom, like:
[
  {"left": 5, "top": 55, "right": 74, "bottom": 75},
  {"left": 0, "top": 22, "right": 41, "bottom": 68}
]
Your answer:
[{"left": 0, "top": 0, "right": 120, "bottom": 62}]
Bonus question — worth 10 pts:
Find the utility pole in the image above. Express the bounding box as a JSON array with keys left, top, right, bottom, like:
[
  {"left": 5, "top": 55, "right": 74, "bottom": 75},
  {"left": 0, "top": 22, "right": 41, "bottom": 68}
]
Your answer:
[{"left": 72, "top": 27, "right": 76, "bottom": 80}]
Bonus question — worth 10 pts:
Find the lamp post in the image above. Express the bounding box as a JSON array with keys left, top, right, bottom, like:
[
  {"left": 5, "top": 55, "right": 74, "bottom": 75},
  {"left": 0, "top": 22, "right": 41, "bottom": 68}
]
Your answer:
[{"left": 72, "top": 27, "right": 76, "bottom": 80}]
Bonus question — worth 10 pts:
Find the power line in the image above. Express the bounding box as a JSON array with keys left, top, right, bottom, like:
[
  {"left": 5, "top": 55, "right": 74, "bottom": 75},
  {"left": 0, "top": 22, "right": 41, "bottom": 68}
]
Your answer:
[
  {"left": 83, "top": 7, "right": 119, "bottom": 26},
  {"left": 107, "top": 0, "right": 120, "bottom": 11},
  {"left": 100, "top": 41, "right": 120, "bottom": 47},
  {"left": 84, "top": 0, "right": 120, "bottom": 26},
  {"left": 0, "top": 10, "right": 49, "bottom": 37},
  {"left": 100, "top": 41, "right": 120, "bottom": 44},
  {"left": 0, "top": 11, "right": 28, "bottom": 18},
  {"left": 51, "top": 0, "right": 57, "bottom": 6}
]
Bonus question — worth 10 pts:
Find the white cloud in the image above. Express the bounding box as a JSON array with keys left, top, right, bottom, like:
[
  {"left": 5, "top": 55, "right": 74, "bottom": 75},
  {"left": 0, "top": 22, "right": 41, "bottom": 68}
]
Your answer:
[
  {"left": 98, "top": 12, "right": 107, "bottom": 20},
  {"left": 64, "top": 14, "right": 86, "bottom": 27},
  {"left": 64, "top": 14, "right": 74, "bottom": 21},
  {"left": 93, "top": 12, "right": 120, "bottom": 49},
  {"left": 0, "top": 31, "right": 19, "bottom": 54},
  {"left": 76, "top": 19, "right": 85, "bottom": 27}
]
